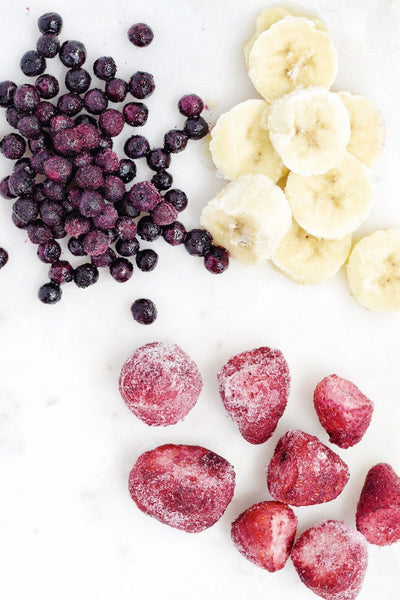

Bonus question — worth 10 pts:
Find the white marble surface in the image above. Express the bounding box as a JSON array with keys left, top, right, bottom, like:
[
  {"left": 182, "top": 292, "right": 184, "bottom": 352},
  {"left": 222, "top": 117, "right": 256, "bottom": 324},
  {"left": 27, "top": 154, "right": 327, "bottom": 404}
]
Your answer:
[{"left": 0, "top": 0, "right": 399, "bottom": 598}]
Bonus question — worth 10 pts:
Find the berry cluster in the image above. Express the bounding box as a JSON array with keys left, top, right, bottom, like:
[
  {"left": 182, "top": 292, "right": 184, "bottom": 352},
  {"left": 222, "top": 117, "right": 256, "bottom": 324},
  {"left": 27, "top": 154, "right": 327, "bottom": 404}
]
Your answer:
[{"left": 0, "top": 12, "right": 229, "bottom": 324}]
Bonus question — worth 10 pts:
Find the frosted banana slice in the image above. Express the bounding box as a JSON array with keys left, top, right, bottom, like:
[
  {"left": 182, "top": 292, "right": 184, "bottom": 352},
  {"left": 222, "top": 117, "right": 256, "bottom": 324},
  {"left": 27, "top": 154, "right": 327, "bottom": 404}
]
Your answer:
[
  {"left": 243, "top": 8, "right": 327, "bottom": 68},
  {"left": 268, "top": 87, "right": 351, "bottom": 176},
  {"left": 272, "top": 220, "right": 352, "bottom": 284},
  {"left": 248, "top": 17, "right": 338, "bottom": 102},
  {"left": 200, "top": 173, "right": 292, "bottom": 265},
  {"left": 347, "top": 230, "right": 400, "bottom": 312},
  {"left": 285, "top": 153, "right": 373, "bottom": 240},
  {"left": 337, "top": 91, "right": 385, "bottom": 167},
  {"left": 209, "top": 99, "right": 287, "bottom": 182}
]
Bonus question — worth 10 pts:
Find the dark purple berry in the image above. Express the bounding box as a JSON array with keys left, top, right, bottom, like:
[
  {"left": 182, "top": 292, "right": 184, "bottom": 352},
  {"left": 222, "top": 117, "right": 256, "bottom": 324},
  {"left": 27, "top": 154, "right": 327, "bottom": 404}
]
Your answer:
[
  {"left": 28, "top": 220, "right": 53, "bottom": 244},
  {"left": 14, "top": 157, "right": 35, "bottom": 178},
  {"left": 178, "top": 94, "right": 204, "bottom": 117},
  {"left": 38, "top": 281, "right": 61, "bottom": 303},
  {"left": 79, "top": 190, "right": 105, "bottom": 217},
  {"left": 146, "top": 148, "right": 171, "bottom": 171},
  {"left": 123, "top": 102, "right": 148, "bottom": 126},
  {"left": 49, "top": 260, "right": 74, "bottom": 284},
  {"left": 92, "top": 205, "right": 118, "bottom": 229},
  {"left": 74, "top": 123, "right": 100, "bottom": 150},
  {"left": 135, "top": 248, "right": 158, "bottom": 271},
  {"left": 35, "top": 101, "right": 58, "bottom": 126},
  {"left": 151, "top": 201, "right": 178, "bottom": 226},
  {"left": 28, "top": 132, "right": 52, "bottom": 153},
  {"left": 62, "top": 199, "right": 75, "bottom": 215},
  {"left": 0, "top": 80, "right": 17, "bottom": 106},
  {"left": 204, "top": 246, "right": 229, "bottom": 274},
  {"left": 83, "top": 88, "right": 108, "bottom": 114},
  {"left": 20, "top": 50, "right": 46, "bottom": 77},
  {"left": 31, "top": 148, "right": 52, "bottom": 174},
  {"left": 35, "top": 74, "right": 59, "bottom": 99},
  {"left": 105, "top": 228, "right": 118, "bottom": 244},
  {"left": 68, "top": 235, "right": 86, "bottom": 257},
  {"left": 137, "top": 216, "right": 161, "bottom": 242},
  {"left": 6, "top": 106, "right": 20, "bottom": 129},
  {"left": 117, "top": 159, "right": 136, "bottom": 183},
  {"left": 12, "top": 213, "right": 28, "bottom": 229},
  {"left": 115, "top": 237, "right": 139, "bottom": 257},
  {"left": 37, "top": 239, "right": 61, "bottom": 263},
  {"left": 162, "top": 221, "right": 186, "bottom": 245},
  {"left": 36, "top": 34, "right": 60, "bottom": 58},
  {"left": 124, "top": 135, "right": 149, "bottom": 159},
  {"left": 0, "top": 133, "right": 26, "bottom": 160},
  {"left": 128, "top": 181, "right": 161, "bottom": 211},
  {"left": 74, "top": 263, "right": 99, "bottom": 288},
  {"left": 184, "top": 116, "right": 209, "bottom": 140},
  {"left": 13, "top": 84, "right": 40, "bottom": 113},
  {"left": 8, "top": 170, "right": 34, "bottom": 196},
  {"left": 65, "top": 68, "right": 91, "bottom": 93},
  {"left": 151, "top": 171, "right": 173, "bottom": 191},
  {"left": 105, "top": 78, "right": 128, "bottom": 102},
  {"left": 43, "top": 156, "right": 73, "bottom": 183},
  {"left": 129, "top": 71, "right": 155, "bottom": 99},
  {"left": 76, "top": 165, "right": 104, "bottom": 189},
  {"left": 33, "top": 183, "right": 46, "bottom": 203},
  {"left": 43, "top": 179, "right": 66, "bottom": 202},
  {"left": 53, "top": 127, "right": 84, "bottom": 156},
  {"left": 99, "top": 108, "right": 124, "bottom": 137},
  {"left": 74, "top": 114, "right": 97, "bottom": 127},
  {"left": 93, "top": 56, "right": 117, "bottom": 81},
  {"left": 114, "top": 195, "right": 140, "bottom": 218},
  {"left": 98, "top": 136, "right": 113, "bottom": 150},
  {"left": 73, "top": 150, "right": 92, "bottom": 168},
  {"left": 65, "top": 214, "right": 91, "bottom": 237},
  {"left": 57, "top": 92, "right": 83, "bottom": 116},
  {"left": 128, "top": 23, "right": 154, "bottom": 47},
  {"left": 109, "top": 257, "right": 133, "bottom": 282},
  {"left": 0, "top": 177, "right": 16, "bottom": 199},
  {"left": 13, "top": 197, "right": 38, "bottom": 225},
  {"left": 52, "top": 220, "right": 67, "bottom": 240},
  {"left": 40, "top": 201, "right": 63, "bottom": 226},
  {"left": 115, "top": 216, "right": 137, "bottom": 240},
  {"left": 59, "top": 40, "right": 86, "bottom": 68},
  {"left": 102, "top": 175, "right": 125, "bottom": 203},
  {"left": 83, "top": 230, "right": 110, "bottom": 256},
  {"left": 164, "top": 188, "right": 188, "bottom": 212},
  {"left": 38, "top": 13, "right": 63, "bottom": 35},
  {"left": 91, "top": 248, "right": 116, "bottom": 268},
  {"left": 164, "top": 129, "right": 188, "bottom": 153},
  {"left": 95, "top": 148, "right": 119, "bottom": 173},
  {"left": 130, "top": 298, "right": 157, "bottom": 324},
  {"left": 184, "top": 229, "right": 212, "bottom": 256},
  {"left": 0, "top": 247, "right": 9, "bottom": 269},
  {"left": 50, "top": 114, "right": 74, "bottom": 134}
]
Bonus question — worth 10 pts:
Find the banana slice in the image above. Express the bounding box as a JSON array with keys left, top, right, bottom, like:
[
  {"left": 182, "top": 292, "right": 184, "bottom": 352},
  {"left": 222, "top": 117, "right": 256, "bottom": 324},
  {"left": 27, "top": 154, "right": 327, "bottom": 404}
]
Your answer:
[
  {"left": 243, "top": 8, "right": 327, "bottom": 68},
  {"left": 285, "top": 153, "right": 373, "bottom": 240},
  {"left": 200, "top": 173, "right": 292, "bottom": 265},
  {"left": 337, "top": 91, "right": 386, "bottom": 167},
  {"left": 272, "top": 220, "right": 352, "bottom": 284},
  {"left": 268, "top": 87, "right": 351, "bottom": 176},
  {"left": 347, "top": 230, "right": 400, "bottom": 312},
  {"left": 248, "top": 17, "right": 338, "bottom": 102},
  {"left": 209, "top": 99, "right": 287, "bottom": 182}
]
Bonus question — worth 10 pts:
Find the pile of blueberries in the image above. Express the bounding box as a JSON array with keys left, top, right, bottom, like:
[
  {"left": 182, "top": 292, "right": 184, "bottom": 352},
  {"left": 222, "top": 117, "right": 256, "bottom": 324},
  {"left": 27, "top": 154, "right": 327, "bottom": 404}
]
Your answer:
[{"left": 0, "top": 12, "right": 229, "bottom": 324}]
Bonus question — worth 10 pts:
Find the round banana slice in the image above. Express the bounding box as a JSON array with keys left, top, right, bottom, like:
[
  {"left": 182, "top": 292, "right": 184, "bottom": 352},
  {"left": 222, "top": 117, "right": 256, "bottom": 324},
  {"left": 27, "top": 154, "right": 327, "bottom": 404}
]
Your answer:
[
  {"left": 209, "top": 99, "right": 287, "bottom": 182},
  {"left": 268, "top": 87, "right": 351, "bottom": 176},
  {"left": 347, "top": 230, "right": 400, "bottom": 312},
  {"left": 243, "top": 8, "right": 327, "bottom": 68},
  {"left": 248, "top": 17, "right": 338, "bottom": 102},
  {"left": 285, "top": 153, "right": 373, "bottom": 240},
  {"left": 337, "top": 91, "right": 386, "bottom": 167},
  {"left": 200, "top": 173, "right": 292, "bottom": 265},
  {"left": 272, "top": 220, "right": 352, "bottom": 284}
]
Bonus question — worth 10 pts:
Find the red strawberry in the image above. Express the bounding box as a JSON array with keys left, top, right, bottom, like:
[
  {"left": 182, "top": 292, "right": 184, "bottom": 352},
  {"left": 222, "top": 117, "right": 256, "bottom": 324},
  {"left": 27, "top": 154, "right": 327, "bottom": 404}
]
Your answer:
[
  {"left": 313, "top": 374, "right": 374, "bottom": 448},
  {"left": 119, "top": 342, "right": 202, "bottom": 426},
  {"left": 128, "top": 444, "right": 235, "bottom": 533},
  {"left": 291, "top": 520, "right": 368, "bottom": 600},
  {"left": 356, "top": 462, "right": 400, "bottom": 545},
  {"left": 266, "top": 430, "right": 349, "bottom": 506},
  {"left": 217, "top": 347, "right": 290, "bottom": 444},
  {"left": 231, "top": 501, "right": 297, "bottom": 571}
]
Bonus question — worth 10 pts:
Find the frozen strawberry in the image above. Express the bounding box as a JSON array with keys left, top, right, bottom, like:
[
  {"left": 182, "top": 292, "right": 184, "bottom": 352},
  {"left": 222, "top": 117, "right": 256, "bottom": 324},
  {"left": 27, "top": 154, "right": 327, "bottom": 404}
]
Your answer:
[
  {"left": 129, "top": 444, "right": 236, "bottom": 532},
  {"left": 291, "top": 520, "right": 368, "bottom": 600},
  {"left": 267, "top": 430, "right": 349, "bottom": 506},
  {"left": 119, "top": 342, "right": 202, "bottom": 426},
  {"left": 314, "top": 374, "right": 374, "bottom": 448},
  {"left": 217, "top": 347, "right": 290, "bottom": 444},
  {"left": 231, "top": 501, "right": 297, "bottom": 572},
  {"left": 356, "top": 463, "right": 400, "bottom": 545}
]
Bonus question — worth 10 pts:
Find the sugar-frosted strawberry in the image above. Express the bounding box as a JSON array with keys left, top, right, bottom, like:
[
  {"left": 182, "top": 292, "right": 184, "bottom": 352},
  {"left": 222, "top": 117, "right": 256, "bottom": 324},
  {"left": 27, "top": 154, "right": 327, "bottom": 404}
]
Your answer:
[
  {"left": 313, "top": 374, "right": 374, "bottom": 448},
  {"left": 356, "top": 463, "right": 400, "bottom": 546},
  {"left": 231, "top": 501, "right": 297, "bottom": 571},
  {"left": 217, "top": 346, "right": 290, "bottom": 444},
  {"left": 266, "top": 430, "right": 349, "bottom": 506},
  {"left": 291, "top": 520, "right": 368, "bottom": 600},
  {"left": 129, "top": 444, "right": 236, "bottom": 533}
]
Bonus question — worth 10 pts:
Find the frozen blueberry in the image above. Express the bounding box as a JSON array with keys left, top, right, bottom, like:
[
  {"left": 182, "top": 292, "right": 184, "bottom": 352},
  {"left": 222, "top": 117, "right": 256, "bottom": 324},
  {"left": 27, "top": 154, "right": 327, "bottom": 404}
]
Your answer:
[
  {"left": 38, "top": 281, "right": 62, "bottom": 303},
  {"left": 115, "top": 216, "right": 137, "bottom": 240},
  {"left": 59, "top": 40, "right": 86, "bottom": 68},
  {"left": 65, "top": 214, "right": 91, "bottom": 237},
  {"left": 35, "top": 101, "right": 58, "bottom": 126},
  {"left": 68, "top": 235, "right": 87, "bottom": 257},
  {"left": 8, "top": 170, "right": 34, "bottom": 197},
  {"left": 151, "top": 171, "right": 173, "bottom": 191},
  {"left": 129, "top": 71, "right": 155, "bottom": 99},
  {"left": 43, "top": 179, "right": 66, "bottom": 202},
  {"left": 184, "top": 229, "right": 212, "bottom": 256},
  {"left": 124, "top": 135, "right": 150, "bottom": 159},
  {"left": 83, "top": 230, "right": 110, "bottom": 257},
  {"left": 57, "top": 92, "right": 83, "bottom": 116},
  {"left": 92, "top": 204, "right": 118, "bottom": 229},
  {"left": 12, "top": 197, "right": 38, "bottom": 225},
  {"left": 13, "top": 84, "right": 41, "bottom": 113},
  {"left": 137, "top": 216, "right": 161, "bottom": 242},
  {"left": 28, "top": 132, "right": 52, "bottom": 152},
  {"left": 13, "top": 120, "right": 36, "bottom": 146},
  {"left": 123, "top": 102, "right": 148, "bottom": 126},
  {"left": 50, "top": 114, "right": 74, "bottom": 134},
  {"left": 13, "top": 157, "right": 35, "bottom": 178},
  {"left": 98, "top": 136, "right": 113, "bottom": 150},
  {"left": 184, "top": 116, "right": 209, "bottom": 140},
  {"left": 103, "top": 175, "right": 125, "bottom": 203},
  {"left": 73, "top": 150, "right": 93, "bottom": 168},
  {"left": 53, "top": 127, "right": 84, "bottom": 156},
  {"left": 74, "top": 114, "right": 97, "bottom": 126},
  {"left": 114, "top": 194, "right": 140, "bottom": 218},
  {"left": 164, "top": 188, "right": 188, "bottom": 212},
  {"left": 91, "top": 247, "right": 116, "bottom": 268},
  {"left": 0, "top": 133, "right": 26, "bottom": 160},
  {"left": 0, "top": 80, "right": 17, "bottom": 106},
  {"left": 35, "top": 73, "right": 59, "bottom": 98},
  {"left": 38, "top": 12, "right": 63, "bottom": 35},
  {"left": 164, "top": 129, "right": 188, "bottom": 153},
  {"left": 37, "top": 239, "right": 61, "bottom": 263},
  {"left": 20, "top": 50, "right": 46, "bottom": 77},
  {"left": 40, "top": 201, "right": 63, "bottom": 226},
  {"left": 128, "top": 23, "right": 154, "bottom": 47},
  {"left": 135, "top": 248, "right": 158, "bottom": 271},
  {"left": 105, "top": 78, "right": 128, "bottom": 102},
  {"left": 93, "top": 56, "right": 117, "bottom": 81},
  {"left": 76, "top": 165, "right": 104, "bottom": 189},
  {"left": 36, "top": 34, "right": 60, "bottom": 58},
  {"left": 151, "top": 201, "right": 178, "bottom": 226},
  {"left": 74, "top": 263, "right": 99, "bottom": 288},
  {"left": 109, "top": 258, "right": 133, "bottom": 282},
  {"left": 0, "top": 247, "right": 9, "bottom": 269},
  {"left": 79, "top": 190, "right": 105, "bottom": 217},
  {"left": 43, "top": 156, "right": 73, "bottom": 183},
  {"left": 0, "top": 177, "right": 16, "bottom": 199},
  {"left": 99, "top": 109, "right": 124, "bottom": 137},
  {"left": 117, "top": 159, "right": 136, "bottom": 183},
  {"left": 52, "top": 220, "right": 67, "bottom": 240},
  {"left": 95, "top": 148, "right": 119, "bottom": 173},
  {"left": 131, "top": 298, "right": 157, "bottom": 324},
  {"left": 28, "top": 220, "right": 53, "bottom": 244},
  {"left": 178, "top": 94, "right": 204, "bottom": 117},
  {"left": 128, "top": 181, "right": 161, "bottom": 211},
  {"left": 65, "top": 67, "right": 91, "bottom": 93},
  {"left": 146, "top": 148, "right": 171, "bottom": 171},
  {"left": 83, "top": 88, "right": 108, "bottom": 114},
  {"left": 74, "top": 123, "right": 100, "bottom": 150},
  {"left": 204, "top": 246, "right": 229, "bottom": 274},
  {"left": 115, "top": 237, "right": 139, "bottom": 257},
  {"left": 162, "top": 221, "right": 186, "bottom": 245},
  {"left": 49, "top": 260, "right": 74, "bottom": 284},
  {"left": 31, "top": 149, "right": 52, "bottom": 174},
  {"left": 5, "top": 106, "right": 20, "bottom": 129}
]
